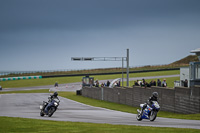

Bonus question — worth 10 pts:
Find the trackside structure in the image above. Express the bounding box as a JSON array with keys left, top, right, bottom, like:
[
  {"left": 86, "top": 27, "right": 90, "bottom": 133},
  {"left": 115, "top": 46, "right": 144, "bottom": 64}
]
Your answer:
[{"left": 179, "top": 48, "right": 200, "bottom": 87}]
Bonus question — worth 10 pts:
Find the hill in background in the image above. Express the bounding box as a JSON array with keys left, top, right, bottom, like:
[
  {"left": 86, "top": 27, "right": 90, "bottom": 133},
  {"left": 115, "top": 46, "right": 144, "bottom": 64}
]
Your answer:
[{"left": 170, "top": 55, "right": 198, "bottom": 65}]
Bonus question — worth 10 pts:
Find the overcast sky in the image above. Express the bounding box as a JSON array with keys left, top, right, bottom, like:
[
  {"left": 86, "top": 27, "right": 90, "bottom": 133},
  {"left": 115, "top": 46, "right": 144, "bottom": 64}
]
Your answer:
[{"left": 0, "top": 0, "right": 200, "bottom": 71}]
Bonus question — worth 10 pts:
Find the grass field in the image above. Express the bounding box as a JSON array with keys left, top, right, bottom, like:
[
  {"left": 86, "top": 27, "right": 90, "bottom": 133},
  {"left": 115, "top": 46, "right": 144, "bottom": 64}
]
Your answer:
[
  {"left": 1, "top": 116, "right": 199, "bottom": 133},
  {"left": 0, "top": 70, "right": 180, "bottom": 88},
  {"left": 0, "top": 89, "right": 50, "bottom": 94}
]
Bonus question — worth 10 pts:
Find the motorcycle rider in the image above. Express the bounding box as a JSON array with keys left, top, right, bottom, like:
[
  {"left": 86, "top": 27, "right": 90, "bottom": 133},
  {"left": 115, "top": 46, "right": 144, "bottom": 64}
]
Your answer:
[
  {"left": 140, "top": 92, "right": 158, "bottom": 115},
  {"left": 44, "top": 92, "right": 59, "bottom": 114}
]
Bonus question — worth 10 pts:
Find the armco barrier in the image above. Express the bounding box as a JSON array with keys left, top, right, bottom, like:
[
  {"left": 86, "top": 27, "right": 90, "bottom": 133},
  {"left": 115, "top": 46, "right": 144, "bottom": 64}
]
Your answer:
[
  {"left": 42, "top": 68, "right": 180, "bottom": 78},
  {"left": 82, "top": 86, "right": 200, "bottom": 114},
  {"left": 0, "top": 76, "right": 42, "bottom": 81}
]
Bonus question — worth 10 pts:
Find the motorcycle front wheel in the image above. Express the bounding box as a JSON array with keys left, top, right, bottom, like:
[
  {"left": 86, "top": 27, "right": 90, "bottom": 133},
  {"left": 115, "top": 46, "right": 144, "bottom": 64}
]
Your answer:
[
  {"left": 136, "top": 112, "right": 142, "bottom": 121},
  {"left": 150, "top": 111, "right": 157, "bottom": 121},
  {"left": 48, "top": 107, "right": 56, "bottom": 117}
]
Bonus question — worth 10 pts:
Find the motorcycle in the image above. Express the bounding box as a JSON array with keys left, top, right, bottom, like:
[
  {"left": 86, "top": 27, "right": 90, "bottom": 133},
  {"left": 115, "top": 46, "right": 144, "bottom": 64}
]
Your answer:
[
  {"left": 136, "top": 101, "right": 160, "bottom": 121},
  {"left": 40, "top": 97, "right": 60, "bottom": 117}
]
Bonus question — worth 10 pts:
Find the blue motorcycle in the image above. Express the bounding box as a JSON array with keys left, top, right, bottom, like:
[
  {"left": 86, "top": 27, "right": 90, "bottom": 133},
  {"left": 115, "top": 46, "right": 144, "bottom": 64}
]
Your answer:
[
  {"left": 136, "top": 101, "right": 160, "bottom": 121},
  {"left": 40, "top": 98, "right": 60, "bottom": 117}
]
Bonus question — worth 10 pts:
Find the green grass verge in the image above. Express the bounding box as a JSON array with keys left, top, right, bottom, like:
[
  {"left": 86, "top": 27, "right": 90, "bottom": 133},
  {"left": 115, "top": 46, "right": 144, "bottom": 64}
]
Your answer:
[
  {"left": 0, "top": 89, "right": 50, "bottom": 94},
  {"left": 0, "top": 70, "right": 179, "bottom": 88},
  {"left": 0, "top": 116, "right": 199, "bottom": 133}
]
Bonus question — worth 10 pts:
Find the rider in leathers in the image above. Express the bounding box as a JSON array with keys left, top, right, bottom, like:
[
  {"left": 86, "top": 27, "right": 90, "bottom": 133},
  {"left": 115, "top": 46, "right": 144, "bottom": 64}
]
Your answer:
[
  {"left": 44, "top": 92, "right": 59, "bottom": 114},
  {"left": 140, "top": 92, "right": 158, "bottom": 115}
]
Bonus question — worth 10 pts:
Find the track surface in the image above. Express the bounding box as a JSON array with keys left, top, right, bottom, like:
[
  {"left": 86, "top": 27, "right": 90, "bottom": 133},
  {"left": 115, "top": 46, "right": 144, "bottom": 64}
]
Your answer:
[{"left": 0, "top": 93, "right": 200, "bottom": 129}]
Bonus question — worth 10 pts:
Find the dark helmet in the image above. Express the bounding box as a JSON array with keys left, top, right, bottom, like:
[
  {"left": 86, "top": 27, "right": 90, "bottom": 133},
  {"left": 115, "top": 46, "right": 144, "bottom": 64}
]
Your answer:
[
  {"left": 152, "top": 92, "right": 158, "bottom": 98},
  {"left": 53, "top": 92, "right": 58, "bottom": 97}
]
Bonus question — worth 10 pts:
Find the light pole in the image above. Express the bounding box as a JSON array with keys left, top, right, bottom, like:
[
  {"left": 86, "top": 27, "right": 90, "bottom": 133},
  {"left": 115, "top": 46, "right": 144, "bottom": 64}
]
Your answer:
[
  {"left": 126, "top": 49, "right": 129, "bottom": 87},
  {"left": 71, "top": 49, "right": 130, "bottom": 87}
]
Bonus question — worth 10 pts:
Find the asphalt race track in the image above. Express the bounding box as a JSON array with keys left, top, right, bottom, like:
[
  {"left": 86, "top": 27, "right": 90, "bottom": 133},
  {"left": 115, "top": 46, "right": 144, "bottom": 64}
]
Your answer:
[{"left": 0, "top": 93, "right": 200, "bottom": 129}]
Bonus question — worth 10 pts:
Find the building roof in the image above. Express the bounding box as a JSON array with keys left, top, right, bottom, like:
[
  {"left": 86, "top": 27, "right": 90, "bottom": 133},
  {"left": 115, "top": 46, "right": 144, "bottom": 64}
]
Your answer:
[
  {"left": 191, "top": 48, "right": 200, "bottom": 53},
  {"left": 191, "top": 48, "right": 200, "bottom": 61}
]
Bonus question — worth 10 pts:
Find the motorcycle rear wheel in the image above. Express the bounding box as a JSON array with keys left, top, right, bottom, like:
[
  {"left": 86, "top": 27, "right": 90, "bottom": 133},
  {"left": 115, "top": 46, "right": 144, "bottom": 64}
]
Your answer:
[{"left": 150, "top": 111, "right": 157, "bottom": 121}]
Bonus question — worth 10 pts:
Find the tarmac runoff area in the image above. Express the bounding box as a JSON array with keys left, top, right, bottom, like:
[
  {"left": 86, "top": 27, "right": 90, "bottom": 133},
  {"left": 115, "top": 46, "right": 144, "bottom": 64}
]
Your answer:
[{"left": 0, "top": 93, "right": 200, "bottom": 129}]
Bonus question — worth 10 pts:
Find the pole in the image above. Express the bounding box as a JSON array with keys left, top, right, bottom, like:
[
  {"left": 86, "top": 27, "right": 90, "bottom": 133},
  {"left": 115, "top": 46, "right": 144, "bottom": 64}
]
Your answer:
[
  {"left": 122, "top": 57, "right": 124, "bottom": 87},
  {"left": 101, "top": 87, "right": 104, "bottom": 100},
  {"left": 126, "top": 49, "right": 129, "bottom": 87}
]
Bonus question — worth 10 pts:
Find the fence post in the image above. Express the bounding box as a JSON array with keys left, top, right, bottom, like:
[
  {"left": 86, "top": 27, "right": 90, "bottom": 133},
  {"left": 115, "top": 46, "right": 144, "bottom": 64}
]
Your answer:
[{"left": 101, "top": 87, "right": 104, "bottom": 100}]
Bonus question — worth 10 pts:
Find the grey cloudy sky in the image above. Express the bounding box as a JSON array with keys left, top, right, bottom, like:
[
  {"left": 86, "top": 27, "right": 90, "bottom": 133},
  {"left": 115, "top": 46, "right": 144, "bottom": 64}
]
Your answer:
[{"left": 0, "top": 0, "right": 200, "bottom": 71}]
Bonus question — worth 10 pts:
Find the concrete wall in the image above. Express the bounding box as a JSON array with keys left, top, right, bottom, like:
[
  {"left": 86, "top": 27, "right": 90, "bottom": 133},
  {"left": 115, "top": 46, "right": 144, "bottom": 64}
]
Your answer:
[{"left": 82, "top": 86, "right": 200, "bottom": 114}]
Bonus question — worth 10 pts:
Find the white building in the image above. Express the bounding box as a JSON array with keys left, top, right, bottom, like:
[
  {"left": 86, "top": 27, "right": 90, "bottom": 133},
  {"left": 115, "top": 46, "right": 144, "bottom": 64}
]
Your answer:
[{"left": 178, "top": 48, "right": 200, "bottom": 88}]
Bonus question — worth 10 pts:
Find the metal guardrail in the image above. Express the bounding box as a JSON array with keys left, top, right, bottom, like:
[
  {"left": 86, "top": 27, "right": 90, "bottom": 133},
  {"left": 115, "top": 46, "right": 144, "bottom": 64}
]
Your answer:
[{"left": 42, "top": 68, "right": 180, "bottom": 78}]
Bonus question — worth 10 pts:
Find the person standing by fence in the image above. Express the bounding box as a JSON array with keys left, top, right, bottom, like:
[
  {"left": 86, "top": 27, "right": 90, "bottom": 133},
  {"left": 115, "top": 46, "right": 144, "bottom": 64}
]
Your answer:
[
  {"left": 162, "top": 79, "right": 167, "bottom": 87},
  {"left": 157, "top": 79, "right": 161, "bottom": 87}
]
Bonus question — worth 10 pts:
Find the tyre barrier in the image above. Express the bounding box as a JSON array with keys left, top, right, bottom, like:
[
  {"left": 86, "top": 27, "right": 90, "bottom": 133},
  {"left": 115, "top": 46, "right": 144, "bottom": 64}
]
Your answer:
[{"left": 0, "top": 76, "right": 42, "bottom": 81}]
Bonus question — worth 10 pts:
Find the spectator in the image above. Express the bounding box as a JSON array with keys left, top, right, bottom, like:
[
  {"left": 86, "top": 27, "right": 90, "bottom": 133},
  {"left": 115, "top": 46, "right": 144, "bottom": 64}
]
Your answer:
[
  {"left": 54, "top": 82, "right": 58, "bottom": 87},
  {"left": 89, "top": 79, "right": 93, "bottom": 88},
  {"left": 162, "top": 79, "right": 167, "bottom": 87},
  {"left": 134, "top": 80, "right": 139, "bottom": 86},
  {"left": 146, "top": 82, "right": 151, "bottom": 87},
  {"left": 114, "top": 81, "right": 118, "bottom": 87},
  {"left": 103, "top": 82, "right": 106, "bottom": 86},
  {"left": 101, "top": 83, "right": 104, "bottom": 87},
  {"left": 184, "top": 79, "right": 188, "bottom": 87},
  {"left": 141, "top": 79, "right": 146, "bottom": 87},
  {"left": 149, "top": 80, "right": 153, "bottom": 87},
  {"left": 107, "top": 80, "right": 110, "bottom": 87},
  {"left": 149, "top": 80, "right": 156, "bottom": 87},
  {"left": 95, "top": 80, "right": 99, "bottom": 87},
  {"left": 118, "top": 81, "right": 121, "bottom": 87},
  {"left": 138, "top": 80, "right": 142, "bottom": 86},
  {"left": 157, "top": 79, "right": 161, "bottom": 87},
  {"left": 153, "top": 80, "right": 156, "bottom": 86}
]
